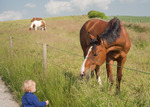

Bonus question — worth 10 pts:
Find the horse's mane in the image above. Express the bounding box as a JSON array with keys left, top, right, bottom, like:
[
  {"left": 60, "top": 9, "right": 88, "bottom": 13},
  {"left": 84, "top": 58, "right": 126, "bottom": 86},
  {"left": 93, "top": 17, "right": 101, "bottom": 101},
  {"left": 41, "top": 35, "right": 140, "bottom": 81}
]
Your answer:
[
  {"left": 88, "top": 17, "right": 121, "bottom": 55},
  {"left": 99, "top": 17, "right": 121, "bottom": 44}
]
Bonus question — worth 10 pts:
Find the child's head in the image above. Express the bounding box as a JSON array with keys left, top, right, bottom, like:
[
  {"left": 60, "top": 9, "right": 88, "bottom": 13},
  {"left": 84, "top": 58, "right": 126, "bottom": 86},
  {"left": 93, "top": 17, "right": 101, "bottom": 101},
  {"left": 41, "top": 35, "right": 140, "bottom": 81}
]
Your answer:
[{"left": 22, "top": 80, "right": 36, "bottom": 93}]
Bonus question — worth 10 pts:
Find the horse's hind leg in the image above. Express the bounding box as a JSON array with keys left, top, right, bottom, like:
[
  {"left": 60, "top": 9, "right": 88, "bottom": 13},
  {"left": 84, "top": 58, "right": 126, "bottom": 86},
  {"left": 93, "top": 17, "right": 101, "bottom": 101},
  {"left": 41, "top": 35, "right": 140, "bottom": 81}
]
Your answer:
[
  {"left": 106, "top": 57, "right": 114, "bottom": 94},
  {"left": 116, "top": 56, "right": 127, "bottom": 93}
]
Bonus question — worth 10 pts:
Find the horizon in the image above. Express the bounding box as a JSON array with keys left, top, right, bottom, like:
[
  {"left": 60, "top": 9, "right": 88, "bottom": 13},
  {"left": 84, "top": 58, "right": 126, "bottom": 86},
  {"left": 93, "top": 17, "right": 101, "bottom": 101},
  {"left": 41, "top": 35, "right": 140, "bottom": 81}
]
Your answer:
[{"left": 0, "top": 0, "right": 150, "bottom": 22}]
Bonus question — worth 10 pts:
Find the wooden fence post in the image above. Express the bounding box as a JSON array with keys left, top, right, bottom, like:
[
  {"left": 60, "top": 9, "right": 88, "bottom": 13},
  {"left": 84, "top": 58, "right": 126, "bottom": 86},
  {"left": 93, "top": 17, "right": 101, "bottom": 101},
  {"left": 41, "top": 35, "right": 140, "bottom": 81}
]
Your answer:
[
  {"left": 140, "top": 19, "right": 142, "bottom": 23},
  {"left": 10, "top": 36, "right": 13, "bottom": 53},
  {"left": 43, "top": 43, "right": 47, "bottom": 72},
  {"left": 130, "top": 18, "right": 132, "bottom": 23}
]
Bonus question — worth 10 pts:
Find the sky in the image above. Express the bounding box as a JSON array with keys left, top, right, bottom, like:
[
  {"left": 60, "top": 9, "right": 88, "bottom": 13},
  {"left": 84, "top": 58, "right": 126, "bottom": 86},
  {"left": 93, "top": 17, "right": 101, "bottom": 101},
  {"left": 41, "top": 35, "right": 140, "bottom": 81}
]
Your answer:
[{"left": 0, "top": 0, "right": 150, "bottom": 21}]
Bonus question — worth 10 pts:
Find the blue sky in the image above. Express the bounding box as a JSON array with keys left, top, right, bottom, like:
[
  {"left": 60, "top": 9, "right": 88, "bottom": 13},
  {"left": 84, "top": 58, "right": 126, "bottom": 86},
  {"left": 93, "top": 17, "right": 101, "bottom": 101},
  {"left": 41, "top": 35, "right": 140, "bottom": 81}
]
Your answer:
[{"left": 0, "top": 0, "right": 150, "bottom": 21}]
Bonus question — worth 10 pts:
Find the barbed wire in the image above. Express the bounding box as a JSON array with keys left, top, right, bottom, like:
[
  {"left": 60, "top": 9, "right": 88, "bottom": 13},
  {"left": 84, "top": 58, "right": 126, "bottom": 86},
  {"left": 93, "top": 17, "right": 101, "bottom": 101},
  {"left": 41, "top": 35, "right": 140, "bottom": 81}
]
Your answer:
[
  {"left": 9, "top": 37, "right": 150, "bottom": 75},
  {"left": 4, "top": 36, "right": 150, "bottom": 104},
  {"left": 47, "top": 44, "right": 150, "bottom": 75}
]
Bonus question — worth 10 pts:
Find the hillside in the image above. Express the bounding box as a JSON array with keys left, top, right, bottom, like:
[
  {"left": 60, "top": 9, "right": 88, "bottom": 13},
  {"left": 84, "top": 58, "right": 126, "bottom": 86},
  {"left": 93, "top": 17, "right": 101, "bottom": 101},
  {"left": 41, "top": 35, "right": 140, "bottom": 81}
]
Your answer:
[{"left": 0, "top": 15, "right": 150, "bottom": 107}]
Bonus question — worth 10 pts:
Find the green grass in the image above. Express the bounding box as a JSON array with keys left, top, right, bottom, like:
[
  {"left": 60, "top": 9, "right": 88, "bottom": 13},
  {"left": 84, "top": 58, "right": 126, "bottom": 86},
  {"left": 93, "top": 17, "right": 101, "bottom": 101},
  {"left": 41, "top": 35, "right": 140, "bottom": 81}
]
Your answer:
[{"left": 0, "top": 15, "right": 150, "bottom": 107}]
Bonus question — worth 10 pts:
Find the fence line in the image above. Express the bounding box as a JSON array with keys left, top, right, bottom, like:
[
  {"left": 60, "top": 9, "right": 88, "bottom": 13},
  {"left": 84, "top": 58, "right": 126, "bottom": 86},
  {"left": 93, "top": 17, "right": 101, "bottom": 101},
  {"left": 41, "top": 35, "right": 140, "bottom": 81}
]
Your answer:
[
  {"left": 9, "top": 36, "right": 13, "bottom": 53},
  {"left": 43, "top": 43, "right": 47, "bottom": 72},
  {"left": 9, "top": 36, "right": 150, "bottom": 75}
]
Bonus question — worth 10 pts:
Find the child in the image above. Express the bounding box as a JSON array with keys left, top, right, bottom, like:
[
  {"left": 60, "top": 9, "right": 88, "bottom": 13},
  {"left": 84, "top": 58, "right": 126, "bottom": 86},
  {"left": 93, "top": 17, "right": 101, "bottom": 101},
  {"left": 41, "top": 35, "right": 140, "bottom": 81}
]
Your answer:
[{"left": 22, "top": 80, "right": 49, "bottom": 107}]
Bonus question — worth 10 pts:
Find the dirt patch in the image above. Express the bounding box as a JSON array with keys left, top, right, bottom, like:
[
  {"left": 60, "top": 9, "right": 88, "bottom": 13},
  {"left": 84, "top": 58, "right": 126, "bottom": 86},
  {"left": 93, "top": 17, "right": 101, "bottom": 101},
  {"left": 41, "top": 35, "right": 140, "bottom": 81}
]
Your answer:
[{"left": 0, "top": 77, "right": 20, "bottom": 107}]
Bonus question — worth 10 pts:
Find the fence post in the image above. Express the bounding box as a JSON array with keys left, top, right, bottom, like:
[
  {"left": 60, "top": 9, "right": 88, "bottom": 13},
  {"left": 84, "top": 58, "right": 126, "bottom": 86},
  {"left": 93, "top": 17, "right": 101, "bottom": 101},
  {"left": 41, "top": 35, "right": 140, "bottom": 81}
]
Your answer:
[
  {"left": 130, "top": 18, "right": 132, "bottom": 23},
  {"left": 140, "top": 19, "right": 142, "bottom": 23},
  {"left": 43, "top": 43, "right": 47, "bottom": 72},
  {"left": 10, "top": 36, "right": 13, "bottom": 53}
]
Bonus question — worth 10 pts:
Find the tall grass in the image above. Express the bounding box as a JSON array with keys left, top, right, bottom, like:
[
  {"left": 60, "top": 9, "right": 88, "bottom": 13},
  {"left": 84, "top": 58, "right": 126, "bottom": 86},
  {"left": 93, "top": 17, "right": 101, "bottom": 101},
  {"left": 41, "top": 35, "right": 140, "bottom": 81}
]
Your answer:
[{"left": 0, "top": 15, "right": 150, "bottom": 107}]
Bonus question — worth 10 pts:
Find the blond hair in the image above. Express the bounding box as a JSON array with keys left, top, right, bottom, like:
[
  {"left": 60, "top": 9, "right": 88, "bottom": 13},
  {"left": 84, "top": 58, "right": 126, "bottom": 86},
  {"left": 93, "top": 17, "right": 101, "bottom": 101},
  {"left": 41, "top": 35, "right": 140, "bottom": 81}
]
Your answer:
[{"left": 22, "top": 80, "right": 36, "bottom": 92}]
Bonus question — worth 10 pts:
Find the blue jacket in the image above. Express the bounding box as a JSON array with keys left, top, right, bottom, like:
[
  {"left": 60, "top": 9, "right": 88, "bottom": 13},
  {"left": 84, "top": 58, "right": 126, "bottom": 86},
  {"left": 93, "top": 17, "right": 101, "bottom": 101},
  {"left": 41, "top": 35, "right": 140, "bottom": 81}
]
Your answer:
[{"left": 22, "top": 92, "right": 46, "bottom": 107}]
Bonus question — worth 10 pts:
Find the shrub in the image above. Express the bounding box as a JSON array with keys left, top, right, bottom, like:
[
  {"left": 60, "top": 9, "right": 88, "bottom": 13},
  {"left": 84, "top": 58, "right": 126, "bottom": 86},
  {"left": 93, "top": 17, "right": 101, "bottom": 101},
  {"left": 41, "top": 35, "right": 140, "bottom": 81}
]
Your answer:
[{"left": 88, "top": 10, "right": 107, "bottom": 19}]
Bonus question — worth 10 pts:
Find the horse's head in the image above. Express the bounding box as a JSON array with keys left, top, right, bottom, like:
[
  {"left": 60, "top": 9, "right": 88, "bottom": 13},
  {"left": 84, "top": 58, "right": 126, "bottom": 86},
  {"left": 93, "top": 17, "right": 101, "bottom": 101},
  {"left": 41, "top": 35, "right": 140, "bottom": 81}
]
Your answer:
[
  {"left": 80, "top": 34, "right": 107, "bottom": 78},
  {"left": 29, "top": 24, "right": 35, "bottom": 31},
  {"left": 29, "top": 28, "right": 32, "bottom": 30}
]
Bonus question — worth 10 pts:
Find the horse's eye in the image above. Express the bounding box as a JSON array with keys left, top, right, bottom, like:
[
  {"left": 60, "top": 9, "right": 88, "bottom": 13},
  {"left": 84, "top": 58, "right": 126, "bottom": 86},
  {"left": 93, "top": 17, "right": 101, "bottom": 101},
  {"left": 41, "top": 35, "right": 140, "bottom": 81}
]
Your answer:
[{"left": 94, "top": 53, "right": 97, "bottom": 56}]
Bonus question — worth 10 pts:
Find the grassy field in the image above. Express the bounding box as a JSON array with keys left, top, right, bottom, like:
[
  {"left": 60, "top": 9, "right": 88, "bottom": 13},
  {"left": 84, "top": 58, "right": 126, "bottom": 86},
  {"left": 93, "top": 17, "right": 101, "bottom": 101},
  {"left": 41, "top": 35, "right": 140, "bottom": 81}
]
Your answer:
[{"left": 0, "top": 15, "right": 150, "bottom": 107}]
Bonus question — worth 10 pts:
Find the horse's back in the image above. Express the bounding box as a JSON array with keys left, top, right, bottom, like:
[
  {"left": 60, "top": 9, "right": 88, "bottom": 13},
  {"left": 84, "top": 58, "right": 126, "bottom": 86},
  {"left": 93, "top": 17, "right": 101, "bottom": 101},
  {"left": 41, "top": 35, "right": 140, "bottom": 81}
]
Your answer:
[
  {"left": 120, "top": 24, "right": 131, "bottom": 53},
  {"left": 80, "top": 19, "right": 108, "bottom": 53},
  {"left": 31, "top": 17, "right": 42, "bottom": 22},
  {"left": 33, "top": 20, "right": 45, "bottom": 26},
  {"left": 80, "top": 18, "right": 131, "bottom": 55},
  {"left": 80, "top": 19, "right": 108, "bottom": 36}
]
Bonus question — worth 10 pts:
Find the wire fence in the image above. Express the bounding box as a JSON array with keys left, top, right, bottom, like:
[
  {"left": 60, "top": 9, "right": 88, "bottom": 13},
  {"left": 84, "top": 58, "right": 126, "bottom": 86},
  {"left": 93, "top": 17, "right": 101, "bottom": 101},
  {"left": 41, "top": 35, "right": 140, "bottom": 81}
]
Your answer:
[
  {"left": 9, "top": 36, "right": 150, "bottom": 75},
  {"left": 3, "top": 36, "right": 149, "bottom": 105}
]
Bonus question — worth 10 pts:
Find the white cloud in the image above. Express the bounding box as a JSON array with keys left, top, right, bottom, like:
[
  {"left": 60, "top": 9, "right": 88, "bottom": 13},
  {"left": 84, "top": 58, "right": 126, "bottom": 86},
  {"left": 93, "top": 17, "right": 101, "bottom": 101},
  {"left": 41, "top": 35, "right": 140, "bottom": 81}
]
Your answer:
[
  {"left": 119, "top": 0, "right": 136, "bottom": 3},
  {"left": 45, "top": 0, "right": 112, "bottom": 15},
  {"left": 45, "top": 1, "right": 72, "bottom": 14},
  {"left": 119, "top": 0, "right": 148, "bottom": 3},
  {"left": 0, "top": 11, "right": 23, "bottom": 21},
  {"left": 25, "top": 3, "right": 36, "bottom": 8}
]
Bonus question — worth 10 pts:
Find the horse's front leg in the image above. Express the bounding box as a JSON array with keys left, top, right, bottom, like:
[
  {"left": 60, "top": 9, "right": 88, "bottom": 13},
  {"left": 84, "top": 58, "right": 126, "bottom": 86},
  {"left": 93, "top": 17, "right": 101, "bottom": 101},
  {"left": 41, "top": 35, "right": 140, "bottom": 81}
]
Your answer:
[
  {"left": 116, "top": 56, "right": 127, "bottom": 93},
  {"left": 85, "top": 69, "right": 90, "bottom": 81},
  {"left": 40, "top": 25, "right": 44, "bottom": 31},
  {"left": 35, "top": 27, "right": 37, "bottom": 31},
  {"left": 44, "top": 27, "right": 47, "bottom": 31},
  {"left": 91, "top": 70, "right": 94, "bottom": 78},
  {"left": 106, "top": 57, "right": 114, "bottom": 94},
  {"left": 95, "top": 65, "right": 102, "bottom": 85}
]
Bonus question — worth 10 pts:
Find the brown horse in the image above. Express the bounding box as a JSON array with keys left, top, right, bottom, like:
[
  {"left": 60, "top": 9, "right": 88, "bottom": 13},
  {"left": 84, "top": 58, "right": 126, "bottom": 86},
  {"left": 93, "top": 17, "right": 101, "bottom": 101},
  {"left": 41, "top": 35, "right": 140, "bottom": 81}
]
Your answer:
[
  {"left": 31, "top": 17, "right": 42, "bottom": 22},
  {"left": 29, "top": 20, "right": 46, "bottom": 31},
  {"left": 80, "top": 17, "right": 131, "bottom": 93}
]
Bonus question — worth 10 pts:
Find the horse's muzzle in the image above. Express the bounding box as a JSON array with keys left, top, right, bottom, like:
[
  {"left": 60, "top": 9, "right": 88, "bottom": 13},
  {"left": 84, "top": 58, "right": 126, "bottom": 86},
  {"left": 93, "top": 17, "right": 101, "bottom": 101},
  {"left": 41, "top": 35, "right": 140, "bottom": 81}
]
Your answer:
[
  {"left": 80, "top": 71, "right": 85, "bottom": 79},
  {"left": 29, "top": 28, "right": 32, "bottom": 30}
]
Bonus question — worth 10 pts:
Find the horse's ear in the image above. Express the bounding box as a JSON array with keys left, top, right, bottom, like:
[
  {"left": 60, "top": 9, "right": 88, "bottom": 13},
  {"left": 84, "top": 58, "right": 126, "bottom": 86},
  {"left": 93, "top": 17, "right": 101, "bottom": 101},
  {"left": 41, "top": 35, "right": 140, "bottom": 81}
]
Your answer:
[
  {"left": 97, "top": 35, "right": 101, "bottom": 45},
  {"left": 89, "top": 33, "right": 95, "bottom": 40}
]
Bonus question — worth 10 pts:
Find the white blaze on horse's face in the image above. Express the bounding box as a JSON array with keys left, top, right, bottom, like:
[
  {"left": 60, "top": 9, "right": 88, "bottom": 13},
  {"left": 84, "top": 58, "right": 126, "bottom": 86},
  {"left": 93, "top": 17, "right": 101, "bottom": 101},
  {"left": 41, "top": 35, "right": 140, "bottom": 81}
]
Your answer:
[
  {"left": 80, "top": 46, "right": 102, "bottom": 85},
  {"left": 80, "top": 46, "right": 93, "bottom": 76}
]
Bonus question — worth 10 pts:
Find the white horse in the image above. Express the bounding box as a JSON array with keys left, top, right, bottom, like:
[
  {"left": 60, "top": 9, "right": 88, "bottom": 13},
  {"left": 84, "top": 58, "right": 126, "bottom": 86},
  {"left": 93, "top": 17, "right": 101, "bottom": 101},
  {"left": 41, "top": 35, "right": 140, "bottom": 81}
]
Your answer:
[{"left": 29, "top": 20, "right": 47, "bottom": 31}]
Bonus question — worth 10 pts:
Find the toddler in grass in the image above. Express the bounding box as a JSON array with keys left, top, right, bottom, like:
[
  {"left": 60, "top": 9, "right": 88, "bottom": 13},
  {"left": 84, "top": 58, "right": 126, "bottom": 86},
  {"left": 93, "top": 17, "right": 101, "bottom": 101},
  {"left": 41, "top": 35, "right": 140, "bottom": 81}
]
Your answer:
[{"left": 22, "top": 80, "right": 49, "bottom": 107}]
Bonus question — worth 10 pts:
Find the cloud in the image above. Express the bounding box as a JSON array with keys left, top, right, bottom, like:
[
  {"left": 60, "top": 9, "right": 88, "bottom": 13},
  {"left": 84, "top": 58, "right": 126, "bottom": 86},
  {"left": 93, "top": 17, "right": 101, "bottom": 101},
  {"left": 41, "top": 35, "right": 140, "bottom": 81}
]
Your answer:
[
  {"left": 119, "top": 0, "right": 148, "bottom": 3},
  {"left": 119, "top": 0, "right": 136, "bottom": 3},
  {"left": 45, "top": 1, "right": 72, "bottom": 15},
  {"left": 45, "top": 0, "right": 112, "bottom": 15},
  {"left": 0, "top": 11, "right": 23, "bottom": 21},
  {"left": 25, "top": 3, "right": 36, "bottom": 8}
]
